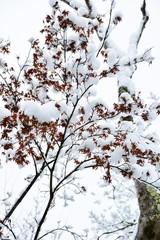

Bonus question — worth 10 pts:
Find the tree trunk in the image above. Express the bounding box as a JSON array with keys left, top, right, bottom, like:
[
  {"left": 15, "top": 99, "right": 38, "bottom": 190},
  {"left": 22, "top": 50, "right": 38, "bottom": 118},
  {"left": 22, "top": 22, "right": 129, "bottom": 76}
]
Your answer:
[
  {"left": 118, "top": 78, "right": 160, "bottom": 240},
  {"left": 116, "top": 1, "right": 160, "bottom": 238},
  {"left": 135, "top": 180, "right": 160, "bottom": 240}
]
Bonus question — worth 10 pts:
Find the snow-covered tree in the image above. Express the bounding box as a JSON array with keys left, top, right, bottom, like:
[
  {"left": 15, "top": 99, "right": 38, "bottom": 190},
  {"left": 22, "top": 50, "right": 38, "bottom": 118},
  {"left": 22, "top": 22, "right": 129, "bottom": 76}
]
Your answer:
[{"left": 0, "top": 0, "right": 160, "bottom": 239}]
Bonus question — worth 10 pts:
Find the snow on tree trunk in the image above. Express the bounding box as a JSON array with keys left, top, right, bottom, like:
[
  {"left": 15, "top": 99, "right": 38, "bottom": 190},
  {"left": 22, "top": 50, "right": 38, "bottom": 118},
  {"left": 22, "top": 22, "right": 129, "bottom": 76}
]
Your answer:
[
  {"left": 117, "top": 69, "right": 160, "bottom": 238},
  {"left": 116, "top": 1, "right": 160, "bottom": 239},
  {"left": 118, "top": 81, "right": 160, "bottom": 239}
]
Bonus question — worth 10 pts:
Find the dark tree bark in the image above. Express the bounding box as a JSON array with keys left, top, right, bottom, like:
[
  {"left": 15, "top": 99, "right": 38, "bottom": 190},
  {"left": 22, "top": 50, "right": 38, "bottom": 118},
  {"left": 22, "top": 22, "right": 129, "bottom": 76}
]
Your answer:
[{"left": 135, "top": 180, "right": 160, "bottom": 240}]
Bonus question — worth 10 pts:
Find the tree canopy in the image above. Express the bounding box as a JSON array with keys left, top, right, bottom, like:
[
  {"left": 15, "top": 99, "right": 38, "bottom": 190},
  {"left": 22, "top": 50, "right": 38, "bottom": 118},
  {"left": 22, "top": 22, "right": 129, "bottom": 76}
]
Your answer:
[{"left": 0, "top": 1, "right": 160, "bottom": 239}]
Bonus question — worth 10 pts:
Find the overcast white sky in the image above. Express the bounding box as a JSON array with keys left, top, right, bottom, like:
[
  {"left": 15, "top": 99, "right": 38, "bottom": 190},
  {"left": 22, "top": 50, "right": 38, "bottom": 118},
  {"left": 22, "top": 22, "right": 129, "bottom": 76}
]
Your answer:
[{"left": 0, "top": 0, "right": 160, "bottom": 99}]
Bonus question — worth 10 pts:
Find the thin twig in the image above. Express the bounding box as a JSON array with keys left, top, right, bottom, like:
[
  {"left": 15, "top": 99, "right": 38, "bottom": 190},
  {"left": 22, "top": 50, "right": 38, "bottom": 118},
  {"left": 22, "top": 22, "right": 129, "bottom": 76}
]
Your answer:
[
  {"left": 97, "top": 221, "right": 137, "bottom": 240},
  {"left": 96, "top": 0, "right": 115, "bottom": 57}
]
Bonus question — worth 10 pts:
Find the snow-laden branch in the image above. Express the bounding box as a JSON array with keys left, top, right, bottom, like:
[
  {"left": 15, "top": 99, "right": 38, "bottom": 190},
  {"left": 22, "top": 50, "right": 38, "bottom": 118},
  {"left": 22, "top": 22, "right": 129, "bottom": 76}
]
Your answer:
[{"left": 0, "top": 1, "right": 159, "bottom": 239}]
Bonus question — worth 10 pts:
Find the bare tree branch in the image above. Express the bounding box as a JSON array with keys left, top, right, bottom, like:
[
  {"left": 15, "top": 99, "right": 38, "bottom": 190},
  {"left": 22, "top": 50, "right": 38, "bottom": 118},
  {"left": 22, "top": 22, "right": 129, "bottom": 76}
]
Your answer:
[
  {"left": 38, "top": 225, "right": 85, "bottom": 240},
  {"left": 2, "top": 162, "right": 46, "bottom": 223},
  {"left": 84, "top": 0, "right": 92, "bottom": 16},
  {"left": 136, "top": 0, "right": 149, "bottom": 46},
  {"left": 97, "top": 221, "right": 137, "bottom": 240}
]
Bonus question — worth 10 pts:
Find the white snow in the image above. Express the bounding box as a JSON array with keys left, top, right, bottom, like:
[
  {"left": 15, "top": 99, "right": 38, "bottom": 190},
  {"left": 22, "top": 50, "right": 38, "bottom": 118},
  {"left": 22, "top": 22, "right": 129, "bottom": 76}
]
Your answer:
[
  {"left": 19, "top": 100, "right": 60, "bottom": 122},
  {"left": 78, "top": 6, "right": 88, "bottom": 17},
  {"left": 49, "top": 0, "right": 56, "bottom": 7},
  {"left": 0, "top": 103, "right": 11, "bottom": 120},
  {"left": 118, "top": 74, "right": 136, "bottom": 96},
  {"left": 107, "top": 48, "right": 118, "bottom": 67},
  {"left": 110, "top": 146, "right": 124, "bottom": 164},
  {"left": 112, "top": 10, "right": 123, "bottom": 25},
  {"left": 68, "top": 12, "right": 89, "bottom": 28}
]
